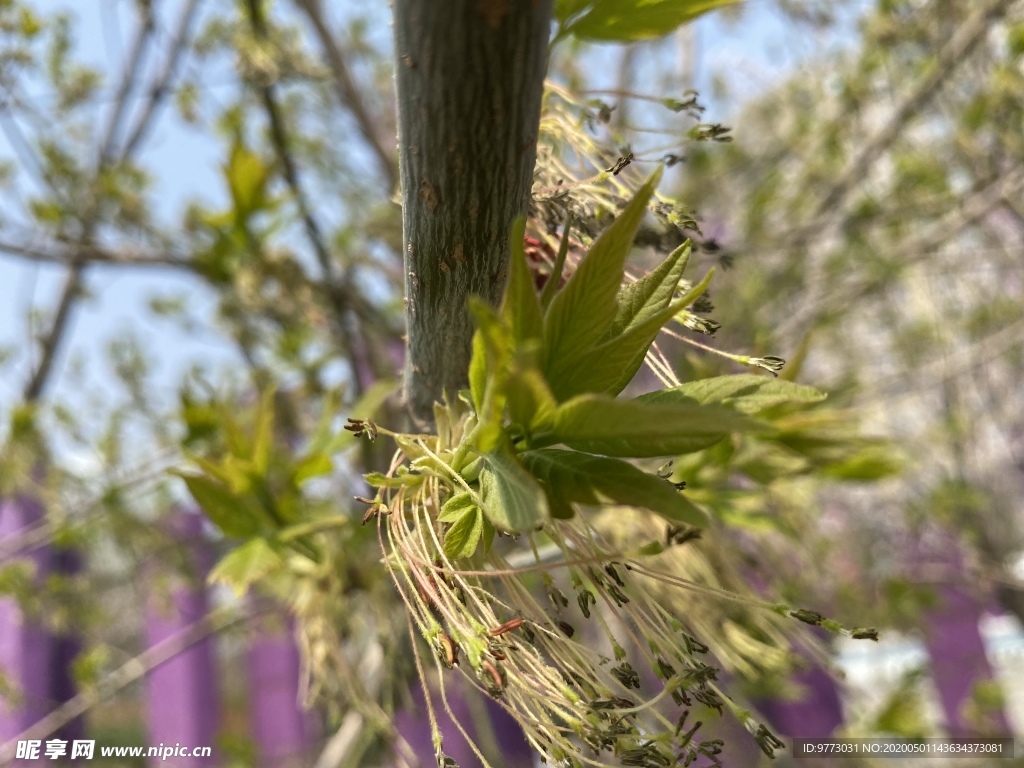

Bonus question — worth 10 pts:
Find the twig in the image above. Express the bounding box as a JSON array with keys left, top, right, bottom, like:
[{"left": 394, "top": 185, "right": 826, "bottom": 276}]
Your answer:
[
  {"left": 0, "top": 97, "right": 48, "bottom": 188},
  {"left": 23, "top": 2, "right": 159, "bottom": 401},
  {"left": 246, "top": 7, "right": 335, "bottom": 283},
  {"left": 857, "top": 314, "right": 1024, "bottom": 404},
  {"left": 246, "top": 0, "right": 387, "bottom": 393},
  {"left": 120, "top": 0, "right": 203, "bottom": 158},
  {"left": 775, "top": 165, "right": 1024, "bottom": 339},
  {"left": 98, "top": 3, "right": 156, "bottom": 166},
  {"left": 22, "top": 263, "right": 84, "bottom": 401},
  {"left": 23, "top": 0, "right": 201, "bottom": 401},
  {"left": 0, "top": 237, "right": 195, "bottom": 271},
  {"left": 796, "top": 0, "right": 1014, "bottom": 242},
  {"left": 293, "top": 0, "right": 399, "bottom": 192}
]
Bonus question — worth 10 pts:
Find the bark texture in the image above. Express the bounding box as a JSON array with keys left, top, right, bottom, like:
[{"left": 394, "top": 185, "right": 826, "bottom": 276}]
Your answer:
[{"left": 394, "top": 0, "right": 552, "bottom": 423}]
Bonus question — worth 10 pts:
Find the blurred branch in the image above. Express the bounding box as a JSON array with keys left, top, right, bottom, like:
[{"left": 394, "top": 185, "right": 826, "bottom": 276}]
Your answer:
[
  {"left": 859, "top": 314, "right": 1024, "bottom": 404},
  {"left": 244, "top": 0, "right": 375, "bottom": 392},
  {"left": 98, "top": 2, "right": 156, "bottom": 166},
  {"left": 776, "top": 165, "right": 1024, "bottom": 339},
  {"left": 0, "top": 95, "right": 48, "bottom": 188},
  {"left": 23, "top": 0, "right": 199, "bottom": 402},
  {"left": 0, "top": 237, "right": 195, "bottom": 270},
  {"left": 246, "top": 0, "right": 336, "bottom": 287},
  {"left": 22, "top": 264, "right": 85, "bottom": 401},
  {"left": 120, "top": 0, "right": 203, "bottom": 158},
  {"left": 23, "top": 2, "right": 159, "bottom": 401},
  {"left": 293, "top": 0, "right": 399, "bottom": 192},
  {"left": 613, "top": 45, "right": 637, "bottom": 132},
  {"left": 0, "top": 605, "right": 259, "bottom": 761},
  {"left": 793, "top": 0, "right": 1015, "bottom": 245}
]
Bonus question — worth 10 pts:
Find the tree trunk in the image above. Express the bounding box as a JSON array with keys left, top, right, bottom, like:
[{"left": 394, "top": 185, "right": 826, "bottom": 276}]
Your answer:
[{"left": 393, "top": 0, "right": 552, "bottom": 424}]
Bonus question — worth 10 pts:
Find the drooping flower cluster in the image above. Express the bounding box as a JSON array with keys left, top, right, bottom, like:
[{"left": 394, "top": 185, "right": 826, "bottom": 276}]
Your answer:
[{"left": 366, "top": 423, "right": 786, "bottom": 768}]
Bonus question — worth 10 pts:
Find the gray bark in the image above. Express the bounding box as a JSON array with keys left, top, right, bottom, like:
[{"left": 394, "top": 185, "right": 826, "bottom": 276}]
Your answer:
[{"left": 393, "top": 0, "right": 552, "bottom": 424}]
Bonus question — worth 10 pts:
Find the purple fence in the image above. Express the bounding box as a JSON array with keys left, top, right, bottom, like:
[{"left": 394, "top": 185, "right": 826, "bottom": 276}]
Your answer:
[
  {"left": 144, "top": 511, "right": 220, "bottom": 767},
  {"left": 1, "top": 495, "right": 83, "bottom": 739},
  {"left": 247, "top": 617, "right": 316, "bottom": 768},
  {"left": 918, "top": 545, "right": 1011, "bottom": 737},
  {"left": 754, "top": 653, "right": 844, "bottom": 741},
  {"left": 1, "top": 494, "right": 55, "bottom": 743}
]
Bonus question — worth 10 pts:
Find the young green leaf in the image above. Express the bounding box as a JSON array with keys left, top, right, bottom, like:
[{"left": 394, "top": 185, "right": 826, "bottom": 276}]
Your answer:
[
  {"left": 294, "top": 452, "right": 333, "bottom": 484},
  {"left": 469, "top": 326, "right": 487, "bottom": 413},
  {"left": 501, "top": 217, "right": 543, "bottom": 345},
  {"left": 226, "top": 143, "right": 271, "bottom": 216},
  {"left": 438, "top": 491, "right": 478, "bottom": 523},
  {"left": 554, "top": 0, "right": 594, "bottom": 25},
  {"left": 636, "top": 374, "right": 826, "bottom": 414},
  {"left": 522, "top": 449, "right": 708, "bottom": 527},
  {"left": 604, "top": 240, "right": 691, "bottom": 341},
  {"left": 542, "top": 169, "right": 662, "bottom": 374},
  {"left": 251, "top": 387, "right": 276, "bottom": 474},
  {"left": 479, "top": 444, "right": 550, "bottom": 532},
  {"left": 506, "top": 364, "right": 558, "bottom": 435},
  {"left": 545, "top": 394, "right": 763, "bottom": 457},
  {"left": 468, "top": 299, "right": 514, "bottom": 451},
  {"left": 819, "top": 445, "right": 904, "bottom": 481},
  {"left": 564, "top": 0, "right": 739, "bottom": 42},
  {"left": 208, "top": 538, "right": 284, "bottom": 597},
  {"left": 175, "top": 472, "right": 260, "bottom": 537},
  {"left": 443, "top": 505, "right": 484, "bottom": 560},
  {"left": 549, "top": 269, "right": 714, "bottom": 400},
  {"left": 365, "top": 470, "right": 424, "bottom": 489},
  {"left": 540, "top": 215, "right": 574, "bottom": 311},
  {"left": 544, "top": 486, "right": 577, "bottom": 519}
]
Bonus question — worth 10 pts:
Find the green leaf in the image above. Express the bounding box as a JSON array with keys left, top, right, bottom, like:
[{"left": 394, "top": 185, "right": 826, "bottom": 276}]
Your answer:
[
  {"left": 468, "top": 299, "right": 514, "bottom": 451},
  {"left": 605, "top": 240, "right": 691, "bottom": 340},
  {"left": 555, "top": 0, "right": 595, "bottom": 24},
  {"left": 506, "top": 364, "right": 558, "bottom": 434},
  {"left": 540, "top": 216, "right": 574, "bottom": 311},
  {"left": 469, "top": 327, "right": 487, "bottom": 413},
  {"left": 565, "top": 0, "right": 738, "bottom": 42},
  {"left": 226, "top": 143, "right": 270, "bottom": 216},
  {"left": 443, "top": 505, "right": 484, "bottom": 560},
  {"left": 175, "top": 472, "right": 259, "bottom": 537},
  {"left": 543, "top": 169, "right": 661, "bottom": 375},
  {"left": 395, "top": 434, "right": 438, "bottom": 462},
  {"left": 638, "top": 540, "right": 666, "bottom": 556},
  {"left": 294, "top": 452, "right": 333, "bottom": 484},
  {"left": 550, "top": 269, "right": 714, "bottom": 399},
  {"left": 209, "top": 538, "right": 284, "bottom": 597},
  {"left": 639, "top": 374, "right": 827, "bottom": 414},
  {"left": 480, "top": 515, "right": 496, "bottom": 555},
  {"left": 501, "top": 217, "right": 543, "bottom": 346},
  {"left": 820, "top": 445, "right": 903, "bottom": 481},
  {"left": 522, "top": 449, "right": 707, "bottom": 526},
  {"left": 251, "top": 387, "right": 276, "bottom": 474},
  {"left": 546, "top": 394, "right": 762, "bottom": 458},
  {"left": 365, "top": 470, "right": 424, "bottom": 489},
  {"left": 438, "top": 492, "right": 478, "bottom": 523},
  {"left": 479, "top": 444, "right": 550, "bottom": 532},
  {"left": 544, "top": 487, "right": 577, "bottom": 519},
  {"left": 733, "top": 444, "right": 810, "bottom": 485}
]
